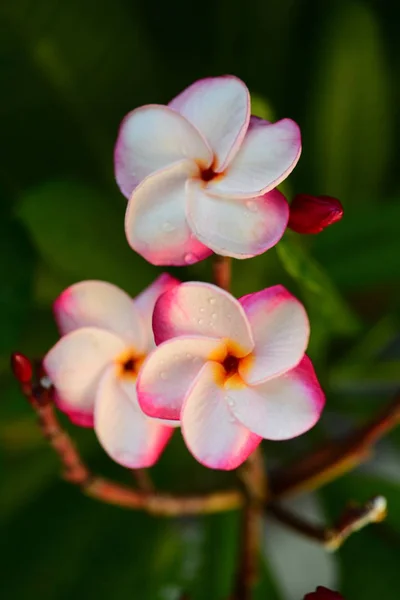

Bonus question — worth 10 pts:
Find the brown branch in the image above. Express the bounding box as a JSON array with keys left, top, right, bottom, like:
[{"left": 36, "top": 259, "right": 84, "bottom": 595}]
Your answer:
[
  {"left": 268, "top": 495, "right": 387, "bottom": 551},
  {"left": 212, "top": 255, "right": 232, "bottom": 291},
  {"left": 270, "top": 392, "right": 400, "bottom": 499},
  {"left": 22, "top": 380, "right": 243, "bottom": 516},
  {"left": 234, "top": 447, "right": 267, "bottom": 600}
]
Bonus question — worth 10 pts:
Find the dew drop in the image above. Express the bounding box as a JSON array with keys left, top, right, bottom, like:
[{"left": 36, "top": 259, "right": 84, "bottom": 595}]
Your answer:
[
  {"left": 184, "top": 253, "right": 196, "bottom": 264},
  {"left": 246, "top": 200, "right": 258, "bottom": 212},
  {"left": 160, "top": 371, "right": 168, "bottom": 380},
  {"left": 227, "top": 398, "right": 235, "bottom": 407},
  {"left": 186, "top": 353, "right": 192, "bottom": 359},
  {"left": 208, "top": 297, "right": 216, "bottom": 305},
  {"left": 198, "top": 318, "right": 204, "bottom": 325},
  {"left": 162, "top": 221, "right": 175, "bottom": 232},
  {"left": 199, "top": 307, "right": 205, "bottom": 313},
  {"left": 211, "top": 312, "right": 217, "bottom": 320}
]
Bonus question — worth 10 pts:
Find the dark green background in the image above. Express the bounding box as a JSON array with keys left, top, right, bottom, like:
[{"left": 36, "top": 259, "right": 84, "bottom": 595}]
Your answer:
[{"left": 1, "top": 0, "right": 399, "bottom": 598}]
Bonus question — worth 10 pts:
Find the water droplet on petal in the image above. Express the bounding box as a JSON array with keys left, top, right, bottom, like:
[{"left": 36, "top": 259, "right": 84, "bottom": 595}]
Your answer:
[
  {"left": 199, "top": 307, "right": 205, "bottom": 313},
  {"left": 160, "top": 371, "right": 168, "bottom": 380},
  {"left": 198, "top": 318, "right": 204, "bottom": 325},
  {"left": 208, "top": 297, "right": 216, "bottom": 305},
  {"left": 162, "top": 222, "right": 175, "bottom": 232},
  {"left": 227, "top": 398, "right": 235, "bottom": 407},
  {"left": 211, "top": 312, "right": 217, "bottom": 320},
  {"left": 186, "top": 353, "right": 192, "bottom": 359},
  {"left": 184, "top": 253, "right": 197, "bottom": 264},
  {"left": 246, "top": 200, "right": 258, "bottom": 212}
]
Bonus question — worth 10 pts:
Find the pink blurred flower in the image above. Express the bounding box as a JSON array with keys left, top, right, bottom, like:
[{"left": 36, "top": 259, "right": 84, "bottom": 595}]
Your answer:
[
  {"left": 304, "top": 586, "right": 344, "bottom": 599},
  {"left": 137, "top": 282, "right": 325, "bottom": 470},
  {"left": 115, "top": 76, "right": 302, "bottom": 265},
  {"left": 288, "top": 194, "right": 344, "bottom": 234},
  {"left": 44, "top": 274, "right": 180, "bottom": 468}
]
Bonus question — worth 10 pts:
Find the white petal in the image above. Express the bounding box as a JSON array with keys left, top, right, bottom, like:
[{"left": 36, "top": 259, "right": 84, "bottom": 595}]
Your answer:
[
  {"left": 239, "top": 285, "right": 310, "bottom": 384},
  {"left": 181, "top": 362, "right": 261, "bottom": 470},
  {"left": 227, "top": 357, "right": 325, "bottom": 440},
  {"left": 137, "top": 336, "right": 222, "bottom": 420},
  {"left": 114, "top": 104, "right": 213, "bottom": 198},
  {"left": 152, "top": 281, "right": 254, "bottom": 354},
  {"left": 94, "top": 366, "right": 173, "bottom": 468},
  {"left": 210, "top": 118, "right": 301, "bottom": 198},
  {"left": 133, "top": 273, "right": 180, "bottom": 346},
  {"left": 169, "top": 76, "right": 250, "bottom": 170},
  {"left": 43, "top": 327, "right": 125, "bottom": 414},
  {"left": 54, "top": 280, "right": 146, "bottom": 350},
  {"left": 125, "top": 160, "right": 212, "bottom": 266},
  {"left": 186, "top": 182, "right": 289, "bottom": 258}
]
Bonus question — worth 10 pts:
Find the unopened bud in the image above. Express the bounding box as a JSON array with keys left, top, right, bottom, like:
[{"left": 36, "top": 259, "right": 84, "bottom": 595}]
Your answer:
[
  {"left": 288, "top": 194, "right": 343, "bottom": 234},
  {"left": 304, "top": 586, "right": 344, "bottom": 600},
  {"left": 10, "top": 352, "right": 33, "bottom": 384}
]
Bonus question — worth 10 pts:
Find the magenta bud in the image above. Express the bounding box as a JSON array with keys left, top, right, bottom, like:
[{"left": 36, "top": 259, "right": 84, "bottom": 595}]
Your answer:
[
  {"left": 288, "top": 194, "right": 344, "bottom": 234},
  {"left": 10, "top": 352, "right": 33, "bottom": 384},
  {"left": 304, "top": 586, "right": 344, "bottom": 600}
]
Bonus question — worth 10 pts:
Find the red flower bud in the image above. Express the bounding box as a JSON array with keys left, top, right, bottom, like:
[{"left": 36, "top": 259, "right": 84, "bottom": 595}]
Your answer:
[
  {"left": 10, "top": 352, "right": 33, "bottom": 383},
  {"left": 288, "top": 194, "right": 344, "bottom": 234},
  {"left": 304, "top": 586, "right": 344, "bottom": 600}
]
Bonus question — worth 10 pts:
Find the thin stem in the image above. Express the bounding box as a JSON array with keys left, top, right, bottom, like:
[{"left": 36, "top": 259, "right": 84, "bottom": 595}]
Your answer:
[
  {"left": 132, "top": 469, "right": 155, "bottom": 493},
  {"left": 212, "top": 255, "right": 232, "bottom": 291},
  {"left": 268, "top": 496, "right": 387, "bottom": 551},
  {"left": 234, "top": 447, "right": 267, "bottom": 599},
  {"left": 269, "top": 393, "right": 400, "bottom": 499}
]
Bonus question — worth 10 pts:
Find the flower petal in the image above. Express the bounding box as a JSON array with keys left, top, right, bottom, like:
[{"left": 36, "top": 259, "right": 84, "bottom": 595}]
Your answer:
[
  {"left": 181, "top": 362, "right": 261, "bottom": 470},
  {"left": 54, "top": 394, "right": 94, "bottom": 428},
  {"left": 133, "top": 273, "right": 181, "bottom": 344},
  {"left": 239, "top": 285, "right": 310, "bottom": 384},
  {"left": 186, "top": 183, "right": 289, "bottom": 258},
  {"left": 137, "top": 336, "right": 222, "bottom": 420},
  {"left": 54, "top": 280, "right": 146, "bottom": 350},
  {"left": 210, "top": 118, "right": 301, "bottom": 198},
  {"left": 94, "top": 365, "right": 173, "bottom": 468},
  {"left": 114, "top": 104, "right": 213, "bottom": 198},
  {"left": 43, "top": 327, "right": 125, "bottom": 414},
  {"left": 227, "top": 356, "right": 325, "bottom": 440},
  {"left": 125, "top": 160, "right": 212, "bottom": 266},
  {"left": 169, "top": 76, "right": 250, "bottom": 170},
  {"left": 153, "top": 281, "right": 254, "bottom": 353}
]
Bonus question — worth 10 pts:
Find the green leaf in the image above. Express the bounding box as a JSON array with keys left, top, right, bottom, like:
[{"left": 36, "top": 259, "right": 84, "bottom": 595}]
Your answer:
[
  {"left": 191, "top": 511, "right": 241, "bottom": 600},
  {"left": 309, "top": 1, "right": 393, "bottom": 204},
  {"left": 17, "top": 180, "right": 156, "bottom": 296},
  {"left": 313, "top": 200, "right": 400, "bottom": 291},
  {"left": 276, "top": 234, "right": 361, "bottom": 344}
]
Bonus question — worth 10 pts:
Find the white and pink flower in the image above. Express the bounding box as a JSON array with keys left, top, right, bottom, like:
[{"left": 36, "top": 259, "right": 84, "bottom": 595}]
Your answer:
[
  {"left": 115, "top": 76, "right": 301, "bottom": 266},
  {"left": 44, "top": 274, "right": 179, "bottom": 468},
  {"left": 137, "top": 282, "right": 325, "bottom": 470}
]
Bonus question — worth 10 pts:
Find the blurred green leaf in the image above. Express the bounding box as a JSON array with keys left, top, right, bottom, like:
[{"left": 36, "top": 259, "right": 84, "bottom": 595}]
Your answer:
[
  {"left": 276, "top": 234, "right": 361, "bottom": 353},
  {"left": 0, "top": 0, "right": 158, "bottom": 190},
  {"left": 17, "top": 180, "right": 156, "bottom": 295},
  {"left": 191, "top": 511, "right": 240, "bottom": 600},
  {"left": 313, "top": 200, "right": 400, "bottom": 291},
  {"left": 0, "top": 216, "right": 35, "bottom": 354},
  {"left": 322, "top": 473, "right": 400, "bottom": 600},
  {"left": 310, "top": 1, "right": 393, "bottom": 204}
]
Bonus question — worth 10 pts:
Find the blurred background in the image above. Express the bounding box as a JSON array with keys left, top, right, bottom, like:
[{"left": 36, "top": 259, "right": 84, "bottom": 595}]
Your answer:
[{"left": 1, "top": 0, "right": 399, "bottom": 598}]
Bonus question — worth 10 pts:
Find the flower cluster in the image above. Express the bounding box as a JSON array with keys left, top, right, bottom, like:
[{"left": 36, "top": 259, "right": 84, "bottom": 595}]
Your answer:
[{"left": 44, "top": 75, "right": 334, "bottom": 470}]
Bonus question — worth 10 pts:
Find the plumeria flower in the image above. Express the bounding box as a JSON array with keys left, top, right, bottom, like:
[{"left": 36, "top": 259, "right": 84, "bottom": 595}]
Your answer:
[
  {"left": 44, "top": 274, "right": 180, "bottom": 468},
  {"left": 115, "top": 75, "right": 301, "bottom": 265},
  {"left": 137, "top": 282, "right": 325, "bottom": 470}
]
